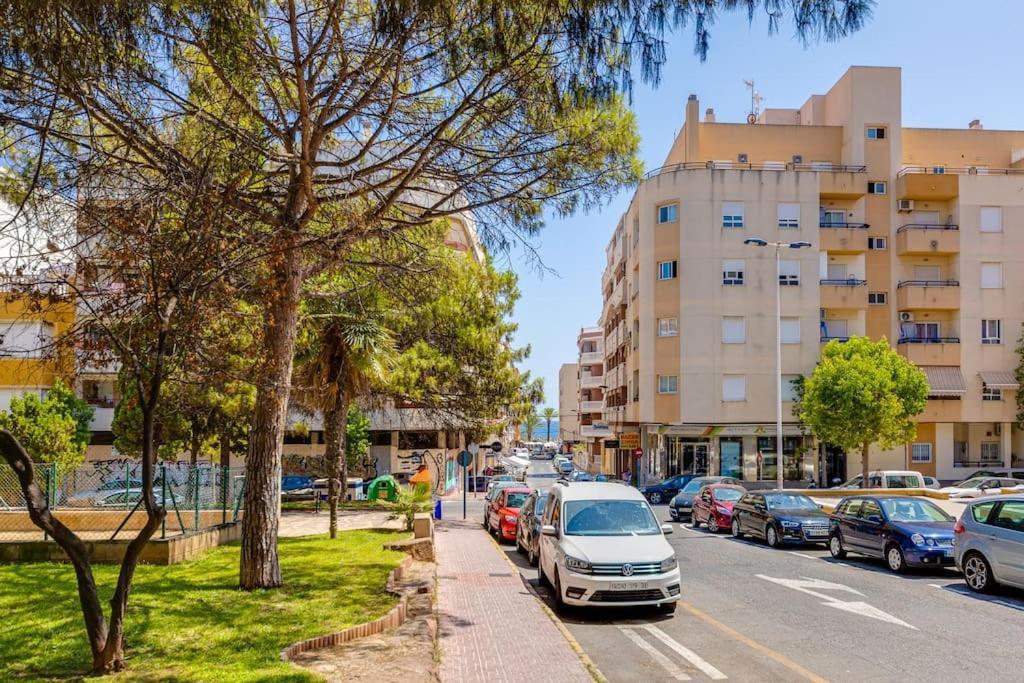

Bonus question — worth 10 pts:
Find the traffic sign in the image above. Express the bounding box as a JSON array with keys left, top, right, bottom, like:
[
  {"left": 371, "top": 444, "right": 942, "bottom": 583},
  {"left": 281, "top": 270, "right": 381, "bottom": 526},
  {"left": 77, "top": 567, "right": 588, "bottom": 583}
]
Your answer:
[
  {"left": 633, "top": 448, "right": 643, "bottom": 459},
  {"left": 457, "top": 450, "right": 473, "bottom": 467},
  {"left": 491, "top": 441, "right": 503, "bottom": 452},
  {"left": 467, "top": 442, "right": 480, "bottom": 455}
]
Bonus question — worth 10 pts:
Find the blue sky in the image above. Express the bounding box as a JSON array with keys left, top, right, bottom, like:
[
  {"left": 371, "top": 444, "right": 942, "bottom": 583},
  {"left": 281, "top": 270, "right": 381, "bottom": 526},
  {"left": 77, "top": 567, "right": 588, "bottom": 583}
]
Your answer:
[{"left": 507, "top": 0, "right": 1024, "bottom": 409}]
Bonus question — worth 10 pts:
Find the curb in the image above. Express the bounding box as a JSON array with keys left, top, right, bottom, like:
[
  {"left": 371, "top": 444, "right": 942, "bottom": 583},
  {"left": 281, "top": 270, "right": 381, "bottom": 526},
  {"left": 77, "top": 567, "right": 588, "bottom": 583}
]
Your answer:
[
  {"left": 486, "top": 531, "right": 607, "bottom": 683},
  {"left": 280, "top": 553, "right": 419, "bottom": 661}
]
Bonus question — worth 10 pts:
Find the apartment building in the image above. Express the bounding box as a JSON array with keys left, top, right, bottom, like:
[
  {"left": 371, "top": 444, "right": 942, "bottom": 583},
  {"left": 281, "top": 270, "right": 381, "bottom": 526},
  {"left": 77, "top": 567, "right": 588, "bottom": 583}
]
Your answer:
[
  {"left": 602, "top": 66, "right": 1023, "bottom": 485},
  {"left": 558, "top": 362, "right": 580, "bottom": 445},
  {"left": 576, "top": 326, "right": 611, "bottom": 471}
]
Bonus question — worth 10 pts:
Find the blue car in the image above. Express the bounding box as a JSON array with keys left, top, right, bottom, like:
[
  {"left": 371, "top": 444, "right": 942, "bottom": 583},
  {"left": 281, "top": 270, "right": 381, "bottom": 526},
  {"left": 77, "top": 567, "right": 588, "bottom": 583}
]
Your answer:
[
  {"left": 642, "top": 474, "right": 699, "bottom": 505},
  {"left": 828, "top": 495, "right": 957, "bottom": 573}
]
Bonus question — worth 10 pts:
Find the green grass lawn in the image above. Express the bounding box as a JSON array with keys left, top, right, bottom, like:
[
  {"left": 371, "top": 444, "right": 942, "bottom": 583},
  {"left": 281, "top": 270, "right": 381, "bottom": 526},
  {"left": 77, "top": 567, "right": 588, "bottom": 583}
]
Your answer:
[{"left": 0, "top": 530, "right": 407, "bottom": 681}]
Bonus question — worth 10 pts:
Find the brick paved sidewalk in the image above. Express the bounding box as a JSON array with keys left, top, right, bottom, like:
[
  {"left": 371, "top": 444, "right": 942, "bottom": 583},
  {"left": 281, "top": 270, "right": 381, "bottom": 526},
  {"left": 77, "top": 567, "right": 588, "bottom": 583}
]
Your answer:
[{"left": 435, "top": 519, "right": 592, "bottom": 683}]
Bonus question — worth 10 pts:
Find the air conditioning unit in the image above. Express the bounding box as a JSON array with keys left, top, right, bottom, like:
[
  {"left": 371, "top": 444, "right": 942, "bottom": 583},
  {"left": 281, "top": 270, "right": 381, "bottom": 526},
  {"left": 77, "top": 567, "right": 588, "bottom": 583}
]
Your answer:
[
  {"left": 899, "top": 312, "right": 915, "bottom": 323},
  {"left": 792, "top": 154, "right": 803, "bottom": 164},
  {"left": 737, "top": 153, "right": 749, "bottom": 163},
  {"left": 898, "top": 199, "right": 914, "bottom": 212}
]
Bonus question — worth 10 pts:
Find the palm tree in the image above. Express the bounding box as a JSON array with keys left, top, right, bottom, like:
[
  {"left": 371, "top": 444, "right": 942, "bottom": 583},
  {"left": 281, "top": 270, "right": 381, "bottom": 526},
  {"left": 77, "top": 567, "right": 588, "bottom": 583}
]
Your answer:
[
  {"left": 541, "top": 407, "right": 557, "bottom": 441},
  {"left": 522, "top": 412, "right": 541, "bottom": 441},
  {"left": 295, "top": 311, "right": 392, "bottom": 539}
]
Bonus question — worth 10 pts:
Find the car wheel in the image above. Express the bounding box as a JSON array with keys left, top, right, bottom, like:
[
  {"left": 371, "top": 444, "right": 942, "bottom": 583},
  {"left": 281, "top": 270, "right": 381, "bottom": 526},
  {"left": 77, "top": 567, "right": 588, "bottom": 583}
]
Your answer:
[
  {"left": 706, "top": 515, "right": 718, "bottom": 533},
  {"left": 552, "top": 569, "right": 566, "bottom": 613},
  {"left": 659, "top": 601, "right": 677, "bottom": 615},
  {"left": 516, "top": 535, "right": 525, "bottom": 554},
  {"left": 765, "top": 524, "right": 781, "bottom": 548},
  {"left": 829, "top": 533, "right": 847, "bottom": 559},
  {"left": 528, "top": 542, "right": 538, "bottom": 567},
  {"left": 538, "top": 563, "right": 551, "bottom": 589},
  {"left": 886, "top": 544, "right": 908, "bottom": 574},
  {"left": 649, "top": 491, "right": 662, "bottom": 504},
  {"left": 731, "top": 518, "right": 744, "bottom": 539},
  {"left": 691, "top": 512, "right": 701, "bottom": 529},
  {"left": 963, "top": 552, "right": 995, "bottom": 593}
]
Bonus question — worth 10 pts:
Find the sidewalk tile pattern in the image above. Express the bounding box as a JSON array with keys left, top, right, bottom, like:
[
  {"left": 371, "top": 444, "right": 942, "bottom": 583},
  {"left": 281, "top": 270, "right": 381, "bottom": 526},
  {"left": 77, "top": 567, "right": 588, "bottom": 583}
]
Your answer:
[{"left": 436, "top": 520, "right": 592, "bottom": 683}]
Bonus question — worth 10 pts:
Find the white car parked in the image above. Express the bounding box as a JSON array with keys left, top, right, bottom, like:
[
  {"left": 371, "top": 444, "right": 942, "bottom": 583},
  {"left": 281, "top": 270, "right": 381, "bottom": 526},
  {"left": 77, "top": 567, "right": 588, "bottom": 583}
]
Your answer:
[
  {"left": 833, "top": 470, "right": 927, "bottom": 490},
  {"left": 940, "top": 477, "right": 1024, "bottom": 499},
  {"left": 538, "top": 481, "right": 680, "bottom": 612}
]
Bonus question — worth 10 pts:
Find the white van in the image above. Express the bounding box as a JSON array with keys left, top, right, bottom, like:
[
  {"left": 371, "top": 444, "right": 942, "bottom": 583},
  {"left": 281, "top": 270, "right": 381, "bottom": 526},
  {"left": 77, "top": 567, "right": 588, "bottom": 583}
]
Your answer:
[
  {"left": 538, "top": 481, "right": 680, "bottom": 612},
  {"left": 834, "top": 470, "right": 926, "bottom": 490}
]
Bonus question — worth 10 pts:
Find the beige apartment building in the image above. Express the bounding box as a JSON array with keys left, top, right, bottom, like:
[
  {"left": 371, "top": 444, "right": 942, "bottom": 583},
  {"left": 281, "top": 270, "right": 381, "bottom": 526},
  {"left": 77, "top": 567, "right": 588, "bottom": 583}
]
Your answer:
[
  {"left": 603, "top": 66, "right": 1023, "bottom": 485},
  {"left": 575, "top": 326, "right": 612, "bottom": 471},
  {"left": 558, "top": 362, "right": 580, "bottom": 445}
]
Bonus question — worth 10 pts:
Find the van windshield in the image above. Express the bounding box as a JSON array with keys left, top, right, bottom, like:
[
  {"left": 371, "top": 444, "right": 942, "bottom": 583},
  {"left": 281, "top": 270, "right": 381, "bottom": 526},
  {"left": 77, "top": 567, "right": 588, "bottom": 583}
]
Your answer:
[{"left": 563, "top": 500, "right": 661, "bottom": 536}]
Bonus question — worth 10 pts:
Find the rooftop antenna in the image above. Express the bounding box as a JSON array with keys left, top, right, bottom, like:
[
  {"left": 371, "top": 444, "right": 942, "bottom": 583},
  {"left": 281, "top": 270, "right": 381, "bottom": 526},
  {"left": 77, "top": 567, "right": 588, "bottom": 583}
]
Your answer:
[{"left": 743, "top": 79, "right": 763, "bottom": 124}]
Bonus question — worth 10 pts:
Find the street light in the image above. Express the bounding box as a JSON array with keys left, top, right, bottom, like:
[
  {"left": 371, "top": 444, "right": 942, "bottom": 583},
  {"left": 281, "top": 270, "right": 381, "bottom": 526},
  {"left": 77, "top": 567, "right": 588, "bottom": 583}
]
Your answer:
[{"left": 744, "top": 238, "right": 813, "bottom": 490}]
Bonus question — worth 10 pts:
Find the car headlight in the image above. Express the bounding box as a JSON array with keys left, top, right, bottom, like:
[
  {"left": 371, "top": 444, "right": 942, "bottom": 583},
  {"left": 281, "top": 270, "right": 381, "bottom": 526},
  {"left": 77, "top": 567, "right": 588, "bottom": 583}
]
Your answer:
[
  {"left": 660, "top": 556, "right": 677, "bottom": 572},
  {"left": 565, "top": 556, "right": 592, "bottom": 574},
  {"left": 781, "top": 520, "right": 801, "bottom": 529},
  {"left": 911, "top": 533, "right": 925, "bottom": 546},
  {"left": 715, "top": 505, "right": 731, "bottom": 515},
  {"left": 504, "top": 515, "right": 517, "bottom": 523}
]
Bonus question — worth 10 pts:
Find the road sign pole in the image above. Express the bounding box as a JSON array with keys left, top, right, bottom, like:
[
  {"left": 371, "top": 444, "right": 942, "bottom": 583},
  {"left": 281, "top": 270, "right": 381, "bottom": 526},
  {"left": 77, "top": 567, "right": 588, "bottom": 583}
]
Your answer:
[{"left": 463, "top": 465, "right": 468, "bottom": 520}]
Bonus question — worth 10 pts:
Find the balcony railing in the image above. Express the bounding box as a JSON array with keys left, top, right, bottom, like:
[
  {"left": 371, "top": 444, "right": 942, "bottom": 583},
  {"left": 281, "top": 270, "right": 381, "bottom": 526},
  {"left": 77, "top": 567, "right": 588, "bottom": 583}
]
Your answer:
[
  {"left": 898, "top": 166, "right": 1024, "bottom": 177},
  {"left": 820, "top": 222, "right": 869, "bottom": 229},
  {"left": 820, "top": 278, "right": 867, "bottom": 286},
  {"left": 953, "top": 459, "right": 1005, "bottom": 469},
  {"left": 820, "top": 335, "right": 850, "bottom": 342},
  {"left": 644, "top": 161, "right": 866, "bottom": 180},
  {"left": 897, "top": 336, "right": 960, "bottom": 344},
  {"left": 896, "top": 223, "right": 959, "bottom": 233},
  {"left": 896, "top": 279, "right": 959, "bottom": 288}
]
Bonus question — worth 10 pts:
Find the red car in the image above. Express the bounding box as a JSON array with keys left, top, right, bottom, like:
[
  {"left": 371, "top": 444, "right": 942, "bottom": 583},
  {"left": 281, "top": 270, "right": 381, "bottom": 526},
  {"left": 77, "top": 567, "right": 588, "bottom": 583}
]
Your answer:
[
  {"left": 692, "top": 483, "right": 747, "bottom": 533},
  {"left": 485, "top": 486, "right": 531, "bottom": 541}
]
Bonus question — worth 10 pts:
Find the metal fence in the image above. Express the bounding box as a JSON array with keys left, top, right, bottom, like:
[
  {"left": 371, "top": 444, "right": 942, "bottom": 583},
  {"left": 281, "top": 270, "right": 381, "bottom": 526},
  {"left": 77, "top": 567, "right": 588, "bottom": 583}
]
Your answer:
[{"left": 0, "top": 461, "right": 246, "bottom": 541}]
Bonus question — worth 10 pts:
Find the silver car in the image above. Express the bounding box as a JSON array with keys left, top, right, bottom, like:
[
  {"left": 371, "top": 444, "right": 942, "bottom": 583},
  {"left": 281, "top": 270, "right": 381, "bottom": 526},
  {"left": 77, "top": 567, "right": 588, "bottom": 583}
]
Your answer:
[{"left": 954, "top": 494, "right": 1024, "bottom": 593}]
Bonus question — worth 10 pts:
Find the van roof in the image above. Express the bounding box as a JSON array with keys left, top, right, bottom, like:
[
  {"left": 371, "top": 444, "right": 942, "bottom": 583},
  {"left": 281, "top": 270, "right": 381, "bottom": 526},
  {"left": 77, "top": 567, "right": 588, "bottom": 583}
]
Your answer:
[{"left": 551, "top": 481, "right": 645, "bottom": 502}]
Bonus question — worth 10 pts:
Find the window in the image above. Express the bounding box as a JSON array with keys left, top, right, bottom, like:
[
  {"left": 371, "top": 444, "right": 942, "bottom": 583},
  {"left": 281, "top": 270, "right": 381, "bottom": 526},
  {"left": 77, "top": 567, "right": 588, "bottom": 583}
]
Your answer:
[
  {"left": 781, "top": 374, "right": 800, "bottom": 402},
  {"left": 369, "top": 431, "right": 392, "bottom": 447},
  {"left": 982, "top": 319, "right": 1001, "bottom": 345},
  {"left": 657, "top": 260, "right": 678, "bottom": 280},
  {"left": 657, "top": 317, "right": 678, "bottom": 337},
  {"left": 867, "top": 181, "right": 886, "bottom": 194},
  {"left": 777, "top": 203, "right": 800, "bottom": 229},
  {"left": 980, "top": 206, "right": 1002, "bottom": 233},
  {"left": 722, "top": 375, "right": 746, "bottom": 402},
  {"left": 398, "top": 430, "right": 438, "bottom": 450},
  {"left": 981, "top": 262, "right": 1002, "bottom": 289},
  {"left": 821, "top": 208, "right": 846, "bottom": 226},
  {"left": 868, "top": 292, "right": 887, "bottom": 305},
  {"left": 658, "top": 203, "right": 678, "bottom": 224},
  {"left": 859, "top": 500, "right": 883, "bottom": 520},
  {"left": 868, "top": 237, "right": 887, "bottom": 250},
  {"left": 971, "top": 501, "right": 996, "bottom": 524},
  {"left": 992, "top": 502, "right": 1024, "bottom": 533},
  {"left": 722, "top": 316, "right": 746, "bottom": 344},
  {"left": 866, "top": 127, "right": 886, "bottom": 140},
  {"left": 914, "top": 264, "right": 941, "bottom": 281},
  {"left": 822, "top": 319, "right": 848, "bottom": 339},
  {"left": 982, "top": 386, "right": 1002, "bottom": 402},
  {"left": 658, "top": 375, "right": 678, "bottom": 394},
  {"left": 722, "top": 259, "right": 744, "bottom": 285},
  {"left": 779, "top": 260, "right": 800, "bottom": 286},
  {"left": 980, "top": 441, "right": 1001, "bottom": 462},
  {"left": 911, "top": 443, "right": 933, "bottom": 464},
  {"left": 780, "top": 317, "right": 801, "bottom": 344},
  {"left": 722, "top": 202, "right": 744, "bottom": 228},
  {"left": 826, "top": 263, "right": 848, "bottom": 280}
]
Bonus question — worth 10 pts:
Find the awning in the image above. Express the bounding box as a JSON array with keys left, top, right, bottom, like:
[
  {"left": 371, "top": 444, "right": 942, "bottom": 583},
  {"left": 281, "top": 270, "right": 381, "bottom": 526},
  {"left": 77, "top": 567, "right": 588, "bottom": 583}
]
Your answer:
[
  {"left": 922, "top": 366, "right": 966, "bottom": 396},
  {"left": 979, "top": 371, "right": 1020, "bottom": 390}
]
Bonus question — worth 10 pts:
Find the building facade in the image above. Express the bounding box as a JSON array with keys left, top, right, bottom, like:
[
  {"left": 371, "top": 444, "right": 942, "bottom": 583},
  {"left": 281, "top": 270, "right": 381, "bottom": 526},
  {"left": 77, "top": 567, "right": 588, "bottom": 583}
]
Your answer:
[
  {"left": 576, "top": 326, "right": 612, "bottom": 471},
  {"left": 603, "top": 66, "right": 1023, "bottom": 486},
  {"left": 558, "top": 362, "right": 580, "bottom": 445}
]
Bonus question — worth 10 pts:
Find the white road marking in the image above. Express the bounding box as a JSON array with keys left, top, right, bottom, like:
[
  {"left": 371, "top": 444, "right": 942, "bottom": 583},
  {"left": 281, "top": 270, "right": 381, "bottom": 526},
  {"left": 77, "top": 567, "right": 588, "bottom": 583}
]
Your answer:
[
  {"left": 790, "top": 552, "right": 821, "bottom": 560},
  {"left": 618, "top": 627, "right": 691, "bottom": 680},
  {"left": 642, "top": 625, "right": 728, "bottom": 680},
  {"left": 757, "top": 574, "right": 917, "bottom": 630}
]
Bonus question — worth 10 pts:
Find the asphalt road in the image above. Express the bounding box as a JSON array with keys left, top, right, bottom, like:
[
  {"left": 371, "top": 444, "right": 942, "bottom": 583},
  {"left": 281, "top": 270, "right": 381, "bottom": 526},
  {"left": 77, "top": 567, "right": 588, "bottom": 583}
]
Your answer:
[{"left": 481, "top": 477, "right": 1024, "bottom": 682}]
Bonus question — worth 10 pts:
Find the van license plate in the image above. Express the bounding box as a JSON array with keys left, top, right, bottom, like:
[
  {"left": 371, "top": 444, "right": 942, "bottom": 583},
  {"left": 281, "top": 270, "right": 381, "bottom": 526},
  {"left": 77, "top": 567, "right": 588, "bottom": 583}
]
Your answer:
[
  {"left": 943, "top": 548, "right": 953, "bottom": 558},
  {"left": 611, "top": 581, "right": 649, "bottom": 591}
]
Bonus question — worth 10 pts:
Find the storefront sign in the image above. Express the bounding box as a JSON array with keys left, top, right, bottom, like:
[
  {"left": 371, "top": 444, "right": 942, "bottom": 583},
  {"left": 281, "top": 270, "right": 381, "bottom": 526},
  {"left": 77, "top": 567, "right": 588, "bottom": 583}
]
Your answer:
[
  {"left": 619, "top": 433, "right": 640, "bottom": 449},
  {"left": 603, "top": 439, "right": 620, "bottom": 449}
]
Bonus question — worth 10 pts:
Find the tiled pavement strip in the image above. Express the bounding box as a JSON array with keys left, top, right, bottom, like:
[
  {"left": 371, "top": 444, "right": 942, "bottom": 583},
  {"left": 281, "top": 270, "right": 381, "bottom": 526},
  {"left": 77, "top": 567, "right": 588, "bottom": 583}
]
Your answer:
[{"left": 435, "top": 519, "right": 594, "bottom": 683}]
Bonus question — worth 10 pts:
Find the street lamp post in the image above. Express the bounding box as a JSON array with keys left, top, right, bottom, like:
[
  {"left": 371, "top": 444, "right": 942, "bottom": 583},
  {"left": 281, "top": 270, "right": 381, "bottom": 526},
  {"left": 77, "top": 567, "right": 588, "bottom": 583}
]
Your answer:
[{"left": 744, "top": 238, "right": 812, "bottom": 490}]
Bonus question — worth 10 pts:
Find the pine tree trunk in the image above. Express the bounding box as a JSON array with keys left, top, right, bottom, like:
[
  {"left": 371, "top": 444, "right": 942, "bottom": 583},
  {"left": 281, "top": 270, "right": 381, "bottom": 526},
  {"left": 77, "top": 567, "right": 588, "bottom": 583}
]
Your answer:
[
  {"left": 240, "top": 242, "right": 302, "bottom": 590},
  {"left": 323, "top": 392, "right": 345, "bottom": 540}
]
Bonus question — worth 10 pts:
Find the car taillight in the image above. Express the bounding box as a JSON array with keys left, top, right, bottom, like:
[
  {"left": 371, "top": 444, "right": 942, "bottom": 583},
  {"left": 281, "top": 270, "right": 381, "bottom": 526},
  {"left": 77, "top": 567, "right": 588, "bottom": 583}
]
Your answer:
[{"left": 953, "top": 520, "right": 965, "bottom": 534}]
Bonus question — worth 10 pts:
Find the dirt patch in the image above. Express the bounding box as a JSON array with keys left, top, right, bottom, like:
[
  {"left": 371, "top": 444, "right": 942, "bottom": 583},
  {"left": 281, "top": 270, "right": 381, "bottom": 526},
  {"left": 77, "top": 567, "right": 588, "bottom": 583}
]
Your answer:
[{"left": 291, "top": 560, "right": 437, "bottom": 682}]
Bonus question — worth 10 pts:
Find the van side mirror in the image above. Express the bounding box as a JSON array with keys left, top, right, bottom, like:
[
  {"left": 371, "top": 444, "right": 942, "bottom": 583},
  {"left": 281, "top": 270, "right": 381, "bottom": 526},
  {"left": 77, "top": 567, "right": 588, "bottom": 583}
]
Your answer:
[
  {"left": 661, "top": 524, "right": 674, "bottom": 535},
  {"left": 541, "top": 524, "right": 557, "bottom": 537}
]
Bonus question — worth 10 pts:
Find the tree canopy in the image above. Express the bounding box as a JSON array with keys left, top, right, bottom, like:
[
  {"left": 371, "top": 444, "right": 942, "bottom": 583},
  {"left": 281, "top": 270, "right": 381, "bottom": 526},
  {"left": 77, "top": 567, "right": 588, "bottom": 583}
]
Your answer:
[
  {"left": 800, "top": 337, "right": 928, "bottom": 481},
  {"left": 0, "top": 380, "right": 93, "bottom": 471}
]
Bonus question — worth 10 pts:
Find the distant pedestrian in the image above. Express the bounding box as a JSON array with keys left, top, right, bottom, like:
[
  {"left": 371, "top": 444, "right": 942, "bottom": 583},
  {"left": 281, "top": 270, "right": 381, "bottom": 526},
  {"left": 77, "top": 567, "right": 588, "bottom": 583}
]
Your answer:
[{"left": 621, "top": 468, "right": 631, "bottom": 485}]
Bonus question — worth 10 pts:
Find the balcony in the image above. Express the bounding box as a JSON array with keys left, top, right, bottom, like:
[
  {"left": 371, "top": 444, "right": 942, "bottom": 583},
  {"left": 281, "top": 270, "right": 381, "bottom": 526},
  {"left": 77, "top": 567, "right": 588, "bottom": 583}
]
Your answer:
[
  {"left": 896, "top": 224, "right": 960, "bottom": 255},
  {"left": 579, "top": 400, "right": 603, "bottom": 413},
  {"left": 819, "top": 223, "right": 869, "bottom": 253},
  {"left": 896, "top": 168, "right": 960, "bottom": 200},
  {"left": 580, "top": 374, "right": 604, "bottom": 389},
  {"left": 896, "top": 281, "right": 960, "bottom": 310},
  {"left": 819, "top": 279, "right": 868, "bottom": 309},
  {"left": 819, "top": 171, "right": 869, "bottom": 199},
  {"left": 579, "top": 350, "right": 602, "bottom": 364},
  {"left": 897, "top": 338, "right": 961, "bottom": 366}
]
